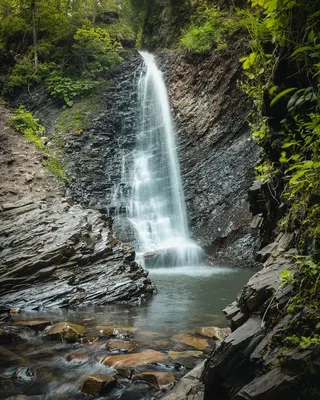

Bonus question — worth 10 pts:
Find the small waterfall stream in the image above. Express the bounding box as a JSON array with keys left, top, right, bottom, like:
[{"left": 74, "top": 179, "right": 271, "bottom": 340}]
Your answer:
[{"left": 127, "top": 52, "right": 203, "bottom": 266}]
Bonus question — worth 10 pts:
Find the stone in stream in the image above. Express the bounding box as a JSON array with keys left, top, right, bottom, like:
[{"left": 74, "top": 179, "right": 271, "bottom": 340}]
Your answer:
[
  {"left": 168, "top": 351, "right": 203, "bottom": 360},
  {"left": 44, "top": 322, "right": 86, "bottom": 342},
  {"left": 106, "top": 339, "right": 140, "bottom": 352},
  {"left": 66, "top": 352, "right": 89, "bottom": 364},
  {"left": 81, "top": 374, "right": 117, "bottom": 397},
  {"left": 103, "top": 349, "right": 166, "bottom": 367},
  {"left": 196, "top": 326, "right": 231, "bottom": 341},
  {"left": 171, "top": 334, "right": 210, "bottom": 351},
  {"left": 135, "top": 371, "right": 175, "bottom": 389},
  {"left": 13, "top": 320, "right": 52, "bottom": 331}
]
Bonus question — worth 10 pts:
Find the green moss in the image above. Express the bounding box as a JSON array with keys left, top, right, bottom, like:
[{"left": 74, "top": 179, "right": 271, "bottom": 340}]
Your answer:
[{"left": 55, "top": 95, "right": 100, "bottom": 136}]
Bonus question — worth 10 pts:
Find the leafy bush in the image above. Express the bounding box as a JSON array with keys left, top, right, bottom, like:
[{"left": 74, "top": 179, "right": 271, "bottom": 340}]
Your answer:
[
  {"left": 9, "top": 106, "right": 44, "bottom": 149},
  {"left": 180, "top": 6, "right": 237, "bottom": 54},
  {"left": 46, "top": 75, "right": 98, "bottom": 107},
  {"left": 73, "top": 27, "right": 122, "bottom": 79}
]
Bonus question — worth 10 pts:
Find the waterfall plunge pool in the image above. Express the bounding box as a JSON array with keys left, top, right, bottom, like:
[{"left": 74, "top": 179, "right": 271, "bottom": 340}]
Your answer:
[{"left": 1, "top": 265, "right": 255, "bottom": 399}]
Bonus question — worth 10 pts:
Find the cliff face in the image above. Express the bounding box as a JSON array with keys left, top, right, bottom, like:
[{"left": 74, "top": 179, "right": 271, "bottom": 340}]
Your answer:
[{"left": 158, "top": 45, "right": 260, "bottom": 265}]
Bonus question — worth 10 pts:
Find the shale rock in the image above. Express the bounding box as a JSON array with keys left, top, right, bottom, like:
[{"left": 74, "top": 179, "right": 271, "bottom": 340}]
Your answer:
[{"left": 0, "top": 198, "right": 156, "bottom": 309}]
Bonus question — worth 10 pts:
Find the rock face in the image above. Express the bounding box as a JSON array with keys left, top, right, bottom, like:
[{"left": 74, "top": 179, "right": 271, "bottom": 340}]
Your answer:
[
  {"left": 157, "top": 46, "right": 260, "bottom": 265},
  {"left": 0, "top": 197, "right": 156, "bottom": 309},
  {"left": 201, "top": 250, "right": 319, "bottom": 399}
]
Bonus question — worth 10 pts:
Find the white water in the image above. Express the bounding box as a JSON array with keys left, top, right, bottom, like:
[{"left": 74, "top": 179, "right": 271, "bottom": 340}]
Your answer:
[{"left": 127, "top": 52, "right": 203, "bottom": 266}]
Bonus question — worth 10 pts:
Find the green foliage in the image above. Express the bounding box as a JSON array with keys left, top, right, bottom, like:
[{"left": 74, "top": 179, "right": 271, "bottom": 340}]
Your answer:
[
  {"left": 9, "top": 106, "right": 44, "bottom": 149},
  {"left": 180, "top": 5, "right": 237, "bottom": 54},
  {"left": 9, "top": 105, "right": 69, "bottom": 181},
  {"left": 46, "top": 75, "right": 98, "bottom": 107},
  {"left": 0, "top": 0, "right": 133, "bottom": 98},
  {"left": 72, "top": 27, "right": 122, "bottom": 79},
  {"left": 43, "top": 153, "right": 69, "bottom": 182}
]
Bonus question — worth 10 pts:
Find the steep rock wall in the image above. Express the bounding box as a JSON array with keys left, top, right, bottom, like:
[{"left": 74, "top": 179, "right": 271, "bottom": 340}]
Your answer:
[{"left": 158, "top": 45, "right": 260, "bottom": 265}]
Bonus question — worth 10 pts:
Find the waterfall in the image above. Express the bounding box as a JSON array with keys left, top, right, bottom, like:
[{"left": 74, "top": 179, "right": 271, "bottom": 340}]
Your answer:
[{"left": 127, "top": 51, "right": 203, "bottom": 267}]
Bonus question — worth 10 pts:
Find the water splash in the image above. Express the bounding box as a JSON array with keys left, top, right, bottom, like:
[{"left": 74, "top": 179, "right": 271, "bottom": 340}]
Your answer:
[{"left": 127, "top": 51, "right": 203, "bottom": 266}]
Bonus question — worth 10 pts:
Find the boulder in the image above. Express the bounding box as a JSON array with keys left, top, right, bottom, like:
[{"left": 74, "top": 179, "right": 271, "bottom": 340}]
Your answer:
[
  {"left": 81, "top": 374, "right": 117, "bottom": 397},
  {"left": 135, "top": 371, "right": 175, "bottom": 389},
  {"left": 44, "top": 322, "right": 86, "bottom": 342}
]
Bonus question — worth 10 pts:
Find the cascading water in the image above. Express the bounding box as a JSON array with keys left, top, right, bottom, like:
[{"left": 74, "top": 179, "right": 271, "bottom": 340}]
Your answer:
[{"left": 128, "top": 51, "right": 203, "bottom": 267}]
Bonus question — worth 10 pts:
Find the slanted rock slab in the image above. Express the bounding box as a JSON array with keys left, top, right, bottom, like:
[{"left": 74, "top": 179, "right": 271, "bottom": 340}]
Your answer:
[
  {"left": 196, "top": 326, "right": 231, "bottom": 341},
  {"left": 103, "top": 349, "right": 166, "bottom": 367},
  {"left": 81, "top": 374, "right": 117, "bottom": 397},
  {"left": 13, "top": 320, "right": 52, "bottom": 331},
  {"left": 171, "top": 334, "right": 210, "bottom": 350}
]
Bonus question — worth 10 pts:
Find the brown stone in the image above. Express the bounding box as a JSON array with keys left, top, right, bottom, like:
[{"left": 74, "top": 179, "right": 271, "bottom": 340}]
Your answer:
[
  {"left": 196, "top": 326, "right": 231, "bottom": 341},
  {"left": 45, "top": 322, "right": 86, "bottom": 343},
  {"left": 103, "top": 349, "right": 166, "bottom": 367},
  {"left": 171, "top": 334, "right": 210, "bottom": 350},
  {"left": 81, "top": 374, "right": 117, "bottom": 397},
  {"left": 14, "top": 320, "right": 52, "bottom": 331},
  {"left": 106, "top": 339, "right": 140, "bottom": 352},
  {"left": 135, "top": 371, "right": 175, "bottom": 388},
  {"left": 168, "top": 351, "right": 203, "bottom": 360}
]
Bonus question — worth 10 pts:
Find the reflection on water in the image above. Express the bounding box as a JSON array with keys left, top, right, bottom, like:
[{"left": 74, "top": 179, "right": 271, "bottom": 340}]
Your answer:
[{"left": 0, "top": 265, "right": 255, "bottom": 399}]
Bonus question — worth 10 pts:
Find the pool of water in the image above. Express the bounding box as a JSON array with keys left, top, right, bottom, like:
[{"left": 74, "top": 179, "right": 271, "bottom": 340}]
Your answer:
[{"left": 0, "top": 265, "right": 255, "bottom": 399}]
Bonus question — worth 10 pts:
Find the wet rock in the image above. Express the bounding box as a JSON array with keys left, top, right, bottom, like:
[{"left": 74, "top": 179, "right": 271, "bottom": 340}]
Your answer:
[
  {"left": 106, "top": 339, "right": 140, "bottom": 352},
  {"left": 202, "top": 316, "right": 265, "bottom": 397},
  {"left": 116, "top": 368, "right": 133, "bottom": 379},
  {"left": 135, "top": 371, "right": 175, "bottom": 389},
  {"left": 223, "top": 301, "right": 240, "bottom": 320},
  {"left": 168, "top": 351, "right": 203, "bottom": 360},
  {"left": 13, "top": 320, "right": 52, "bottom": 331},
  {"left": 103, "top": 349, "right": 166, "bottom": 367},
  {"left": 196, "top": 327, "right": 231, "bottom": 341},
  {"left": 0, "top": 199, "right": 157, "bottom": 309},
  {"left": 14, "top": 367, "right": 36, "bottom": 381},
  {"left": 162, "top": 361, "right": 205, "bottom": 400},
  {"left": 44, "top": 322, "right": 86, "bottom": 342},
  {"left": 81, "top": 374, "right": 117, "bottom": 397},
  {"left": 0, "top": 326, "right": 35, "bottom": 343},
  {"left": 233, "top": 368, "right": 295, "bottom": 399},
  {"left": 113, "top": 327, "right": 138, "bottom": 338},
  {"left": 66, "top": 352, "right": 89, "bottom": 363},
  {"left": 171, "top": 334, "right": 210, "bottom": 351}
]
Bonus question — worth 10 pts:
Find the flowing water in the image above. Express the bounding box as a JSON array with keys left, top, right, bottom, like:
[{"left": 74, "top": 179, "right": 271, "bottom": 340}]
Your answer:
[{"left": 126, "top": 52, "right": 203, "bottom": 266}]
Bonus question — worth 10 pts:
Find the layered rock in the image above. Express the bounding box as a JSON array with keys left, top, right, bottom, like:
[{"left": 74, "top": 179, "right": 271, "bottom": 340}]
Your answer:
[
  {"left": 0, "top": 198, "right": 156, "bottom": 309},
  {"left": 201, "top": 248, "right": 320, "bottom": 399},
  {"left": 157, "top": 45, "right": 260, "bottom": 265}
]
